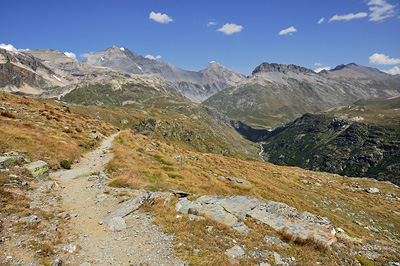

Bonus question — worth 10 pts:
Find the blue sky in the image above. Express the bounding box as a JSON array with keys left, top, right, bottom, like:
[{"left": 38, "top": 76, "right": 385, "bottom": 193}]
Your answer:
[{"left": 1, "top": 0, "right": 399, "bottom": 75}]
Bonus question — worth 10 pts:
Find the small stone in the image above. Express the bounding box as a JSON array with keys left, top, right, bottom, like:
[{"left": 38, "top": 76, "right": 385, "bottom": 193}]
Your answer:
[
  {"left": 49, "top": 259, "right": 63, "bottom": 266},
  {"left": 273, "top": 252, "right": 284, "bottom": 265},
  {"left": 57, "top": 211, "right": 70, "bottom": 220},
  {"left": 63, "top": 244, "right": 76, "bottom": 253},
  {"left": 366, "top": 188, "right": 380, "bottom": 194},
  {"left": 108, "top": 216, "right": 127, "bottom": 232},
  {"left": 225, "top": 245, "right": 245, "bottom": 262},
  {"left": 20, "top": 215, "right": 40, "bottom": 224}
]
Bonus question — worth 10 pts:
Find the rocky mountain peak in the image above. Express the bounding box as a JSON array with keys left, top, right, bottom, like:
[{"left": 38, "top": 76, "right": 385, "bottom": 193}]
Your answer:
[
  {"left": 251, "top": 62, "right": 314, "bottom": 75},
  {"left": 331, "top": 63, "right": 358, "bottom": 71}
]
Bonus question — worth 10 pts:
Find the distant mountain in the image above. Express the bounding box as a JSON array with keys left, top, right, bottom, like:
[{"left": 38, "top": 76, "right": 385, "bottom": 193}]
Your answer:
[
  {"left": 259, "top": 97, "right": 400, "bottom": 185},
  {"left": 0, "top": 48, "right": 59, "bottom": 94},
  {"left": 204, "top": 62, "right": 400, "bottom": 128},
  {"left": 84, "top": 46, "right": 246, "bottom": 102}
]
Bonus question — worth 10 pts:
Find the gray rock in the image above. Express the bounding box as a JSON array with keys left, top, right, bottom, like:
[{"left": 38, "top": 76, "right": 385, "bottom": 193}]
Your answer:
[
  {"left": 20, "top": 215, "right": 40, "bottom": 224},
  {"left": 176, "top": 194, "right": 336, "bottom": 246},
  {"left": 57, "top": 211, "right": 70, "bottom": 220},
  {"left": 366, "top": 188, "right": 380, "bottom": 194},
  {"left": 259, "top": 263, "right": 271, "bottom": 266},
  {"left": 264, "top": 235, "right": 290, "bottom": 248},
  {"left": 170, "top": 189, "right": 192, "bottom": 198},
  {"left": 108, "top": 216, "right": 127, "bottom": 232},
  {"left": 99, "top": 192, "right": 150, "bottom": 225},
  {"left": 25, "top": 160, "right": 49, "bottom": 180},
  {"left": 63, "top": 244, "right": 76, "bottom": 253},
  {"left": 49, "top": 259, "right": 62, "bottom": 266},
  {"left": 0, "top": 155, "right": 24, "bottom": 169},
  {"left": 225, "top": 245, "right": 245, "bottom": 261},
  {"left": 273, "top": 252, "right": 285, "bottom": 265}
]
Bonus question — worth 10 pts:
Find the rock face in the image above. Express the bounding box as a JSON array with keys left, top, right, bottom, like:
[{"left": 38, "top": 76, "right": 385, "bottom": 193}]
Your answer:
[
  {"left": 84, "top": 46, "right": 246, "bottom": 102},
  {"left": 0, "top": 48, "right": 57, "bottom": 94},
  {"left": 176, "top": 195, "right": 336, "bottom": 246},
  {"left": 204, "top": 62, "right": 400, "bottom": 128},
  {"left": 25, "top": 160, "right": 49, "bottom": 180}
]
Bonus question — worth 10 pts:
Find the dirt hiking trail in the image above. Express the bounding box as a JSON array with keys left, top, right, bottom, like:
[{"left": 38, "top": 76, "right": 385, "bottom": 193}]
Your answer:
[{"left": 50, "top": 133, "right": 186, "bottom": 266}]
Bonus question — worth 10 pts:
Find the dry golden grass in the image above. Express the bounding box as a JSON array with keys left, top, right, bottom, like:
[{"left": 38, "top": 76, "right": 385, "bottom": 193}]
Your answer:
[
  {"left": 0, "top": 91, "right": 116, "bottom": 169},
  {"left": 108, "top": 129, "right": 400, "bottom": 265}
]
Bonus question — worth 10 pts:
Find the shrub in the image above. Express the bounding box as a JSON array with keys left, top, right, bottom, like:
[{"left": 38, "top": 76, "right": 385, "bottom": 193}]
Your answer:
[
  {"left": 60, "top": 160, "right": 71, "bottom": 169},
  {"left": 1, "top": 111, "right": 17, "bottom": 119}
]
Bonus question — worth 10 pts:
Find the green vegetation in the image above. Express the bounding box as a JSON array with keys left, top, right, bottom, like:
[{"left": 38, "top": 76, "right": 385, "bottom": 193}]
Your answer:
[{"left": 261, "top": 97, "right": 400, "bottom": 185}]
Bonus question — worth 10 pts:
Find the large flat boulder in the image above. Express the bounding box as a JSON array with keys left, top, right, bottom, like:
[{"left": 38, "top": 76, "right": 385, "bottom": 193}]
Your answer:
[{"left": 176, "top": 195, "right": 336, "bottom": 246}]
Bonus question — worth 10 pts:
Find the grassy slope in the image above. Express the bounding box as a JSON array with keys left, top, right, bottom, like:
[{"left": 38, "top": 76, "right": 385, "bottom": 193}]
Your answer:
[
  {"left": 0, "top": 91, "right": 116, "bottom": 168},
  {"left": 106, "top": 129, "right": 400, "bottom": 265}
]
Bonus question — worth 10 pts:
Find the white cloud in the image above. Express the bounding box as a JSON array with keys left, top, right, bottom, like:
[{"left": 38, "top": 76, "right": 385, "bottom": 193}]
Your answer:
[
  {"left": 145, "top": 54, "right": 161, "bottom": 60},
  {"left": 314, "top": 66, "right": 331, "bottom": 73},
  {"left": 207, "top": 22, "right": 217, "bottom": 27},
  {"left": 369, "top": 53, "right": 400, "bottom": 65},
  {"left": 0, "top": 43, "right": 29, "bottom": 52},
  {"left": 278, "top": 26, "right": 297, "bottom": 35},
  {"left": 318, "top": 17, "right": 325, "bottom": 24},
  {"left": 328, "top": 12, "right": 368, "bottom": 22},
  {"left": 382, "top": 66, "right": 400, "bottom": 75},
  {"left": 217, "top": 23, "right": 243, "bottom": 35},
  {"left": 149, "top": 11, "right": 173, "bottom": 24},
  {"left": 80, "top": 51, "right": 94, "bottom": 58},
  {"left": 64, "top": 52, "right": 77, "bottom": 60},
  {"left": 314, "top": 62, "right": 322, "bottom": 66},
  {"left": 368, "top": 0, "right": 396, "bottom": 21}
]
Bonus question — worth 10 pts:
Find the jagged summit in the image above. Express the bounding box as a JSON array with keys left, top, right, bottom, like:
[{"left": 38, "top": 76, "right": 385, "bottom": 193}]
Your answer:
[
  {"left": 251, "top": 62, "right": 315, "bottom": 76},
  {"left": 331, "top": 62, "right": 358, "bottom": 71}
]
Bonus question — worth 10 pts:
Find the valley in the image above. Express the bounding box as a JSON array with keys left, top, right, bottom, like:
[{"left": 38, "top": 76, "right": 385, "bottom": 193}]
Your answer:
[{"left": 1, "top": 45, "right": 400, "bottom": 266}]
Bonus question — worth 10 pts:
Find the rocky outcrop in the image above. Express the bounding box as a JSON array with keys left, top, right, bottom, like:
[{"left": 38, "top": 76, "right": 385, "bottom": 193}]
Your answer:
[
  {"left": 175, "top": 195, "right": 336, "bottom": 246},
  {"left": 252, "top": 62, "right": 315, "bottom": 75},
  {"left": 25, "top": 160, "right": 49, "bottom": 180},
  {"left": 0, "top": 151, "right": 25, "bottom": 168}
]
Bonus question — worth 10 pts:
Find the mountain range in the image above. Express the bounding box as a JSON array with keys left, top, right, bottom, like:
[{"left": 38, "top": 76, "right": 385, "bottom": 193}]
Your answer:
[
  {"left": 204, "top": 62, "right": 400, "bottom": 128},
  {"left": 83, "top": 46, "right": 246, "bottom": 102},
  {"left": 1, "top": 45, "right": 400, "bottom": 130}
]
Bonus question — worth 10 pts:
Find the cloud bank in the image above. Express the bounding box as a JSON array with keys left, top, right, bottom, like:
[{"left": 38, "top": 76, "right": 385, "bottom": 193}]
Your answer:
[
  {"left": 369, "top": 53, "right": 400, "bottom": 65},
  {"left": 64, "top": 52, "right": 77, "bottom": 60},
  {"left": 382, "top": 66, "right": 400, "bottom": 75},
  {"left": 217, "top": 23, "right": 243, "bottom": 35},
  {"left": 149, "top": 11, "right": 173, "bottom": 24},
  {"left": 0, "top": 43, "right": 29, "bottom": 52},
  {"left": 279, "top": 26, "right": 297, "bottom": 35},
  {"left": 368, "top": 0, "right": 396, "bottom": 21},
  {"left": 145, "top": 54, "right": 161, "bottom": 60},
  {"left": 314, "top": 66, "right": 331, "bottom": 73},
  {"left": 329, "top": 12, "right": 368, "bottom": 22}
]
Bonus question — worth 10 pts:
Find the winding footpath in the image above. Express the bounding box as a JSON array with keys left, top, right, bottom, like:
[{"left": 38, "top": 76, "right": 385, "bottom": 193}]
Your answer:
[{"left": 50, "top": 133, "right": 186, "bottom": 266}]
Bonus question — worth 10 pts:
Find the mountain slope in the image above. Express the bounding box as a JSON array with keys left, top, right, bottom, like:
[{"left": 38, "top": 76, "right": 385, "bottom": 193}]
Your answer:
[
  {"left": 204, "top": 62, "right": 400, "bottom": 128},
  {"left": 84, "top": 46, "right": 246, "bottom": 102},
  {"left": 260, "top": 97, "right": 400, "bottom": 185}
]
